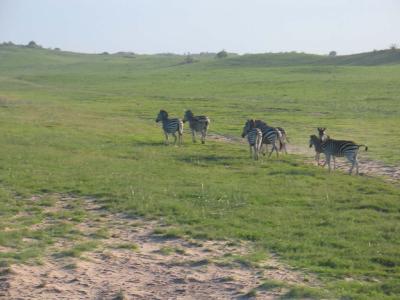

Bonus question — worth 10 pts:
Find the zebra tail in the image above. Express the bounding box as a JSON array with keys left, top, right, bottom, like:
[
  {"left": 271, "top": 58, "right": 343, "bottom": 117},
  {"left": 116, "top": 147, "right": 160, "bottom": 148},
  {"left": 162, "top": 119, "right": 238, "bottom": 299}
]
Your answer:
[{"left": 358, "top": 144, "right": 368, "bottom": 151}]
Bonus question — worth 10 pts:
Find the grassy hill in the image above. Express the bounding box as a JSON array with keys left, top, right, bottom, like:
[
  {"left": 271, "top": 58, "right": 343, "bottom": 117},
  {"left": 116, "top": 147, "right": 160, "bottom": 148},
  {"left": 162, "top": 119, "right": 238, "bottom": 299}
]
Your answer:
[
  {"left": 0, "top": 45, "right": 400, "bottom": 299},
  {"left": 209, "top": 49, "right": 400, "bottom": 68}
]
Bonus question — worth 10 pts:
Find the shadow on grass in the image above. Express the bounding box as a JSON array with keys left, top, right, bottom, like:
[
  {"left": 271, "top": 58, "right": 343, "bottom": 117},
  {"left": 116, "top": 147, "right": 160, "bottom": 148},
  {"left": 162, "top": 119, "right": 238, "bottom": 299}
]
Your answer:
[
  {"left": 268, "top": 168, "right": 316, "bottom": 176},
  {"left": 177, "top": 154, "right": 236, "bottom": 166},
  {"left": 133, "top": 141, "right": 167, "bottom": 147}
]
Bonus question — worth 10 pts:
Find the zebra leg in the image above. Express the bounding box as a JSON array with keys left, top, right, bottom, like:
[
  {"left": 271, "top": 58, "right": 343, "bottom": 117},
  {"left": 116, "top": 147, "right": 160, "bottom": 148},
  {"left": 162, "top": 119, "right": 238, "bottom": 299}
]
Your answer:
[
  {"left": 355, "top": 156, "right": 359, "bottom": 175},
  {"left": 191, "top": 130, "right": 196, "bottom": 143},
  {"left": 201, "top": 130, "right": 206, "bottom": 144},
  {"left": 274, "top": 141, "right": 280, "bottom": 157},
  {"left": 326, "top": 154, "right": 332, "bottom": 172},
  {"left": 347, "top": 154, "right": 356, "bottom": 175},
  {"left": 262, "top": 143, "right": 267, "bottom": 156},
  {"left": 172, "top": 133, "right": 177, "bottom": 145},
  {"left": 316, "top": 153, "right": 320, "bottom": 165},
  {"left": 178, "top": 132, "right": 183, "bottom": 145},
  {"left": 348, "top": 159, "right": 354, "bottom": 175},
  {"left": 283, "top": 142, "right": 288, "bottom": 154},
  {"left": 164, "top": 132, "right": 169, "bottom": 145},
  {"left": 267, "top": 144, "right": 275, "bottom": 158},
  {"left": 268, "top": 142, "right": 279, "bottom": 158},
  {"left": 178, "top": 121, "right": 183, "bottom": 145},
  {"left": 322, "top": 153, "right": 327, "bottom": 167},
  {"left": 333, "top": 157, "right": 337, "bottom": 170},
  {"left": 256, "top": 140, "right": 262, "bottom": 160}
]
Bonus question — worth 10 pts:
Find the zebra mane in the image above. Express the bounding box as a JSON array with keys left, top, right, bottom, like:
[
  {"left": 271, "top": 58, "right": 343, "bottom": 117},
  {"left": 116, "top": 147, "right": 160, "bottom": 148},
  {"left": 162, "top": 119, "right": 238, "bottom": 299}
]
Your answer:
[
  {"left": 159, "top": 110, "right": 168, "bottom": 118},
  {"left": 254, "top": 119, "right": 268, "bottom": 128},
  {"left": 184, "top": 110, "right": 193, "bottom": 118},
  {"left": 247, "top": 119, "right": 256, "bottom": 128}
]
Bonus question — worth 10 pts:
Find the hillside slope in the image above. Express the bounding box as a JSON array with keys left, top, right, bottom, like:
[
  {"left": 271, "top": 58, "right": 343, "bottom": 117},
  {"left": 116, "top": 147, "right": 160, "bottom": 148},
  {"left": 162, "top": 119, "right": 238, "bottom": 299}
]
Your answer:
[{"left": 209, "top": 49, "right": 400, "bottom": 68}]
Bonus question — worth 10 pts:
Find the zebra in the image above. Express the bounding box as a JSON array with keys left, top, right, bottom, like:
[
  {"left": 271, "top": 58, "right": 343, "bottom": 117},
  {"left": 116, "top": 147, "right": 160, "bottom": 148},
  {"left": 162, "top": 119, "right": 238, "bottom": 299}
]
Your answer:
[
  {"left": 182, "top": 110, "right": 210, "bottom": 144},
  {"left": 155, "top": 110, "right": 183, "bottom": 145},
  {"left": 309, "top": 134, "right": 332, "bottom": 166},
  {"left": 317, "top": 127, "right": 329, "bottom": 141},
  {"left": 253, "top": 120, "right": 281, "bottom": 157},
  {"left": 241, "top": 119, "right": 263, "bottom": 160},
  {"left": 276, "top": 126, "right": 289, "bottom": 154},
  {"left": 313, "top": 128, "right": 330, "bottom": 166},
  {"left": 313, "top": 136, "right": 368, "bottom": 175}
]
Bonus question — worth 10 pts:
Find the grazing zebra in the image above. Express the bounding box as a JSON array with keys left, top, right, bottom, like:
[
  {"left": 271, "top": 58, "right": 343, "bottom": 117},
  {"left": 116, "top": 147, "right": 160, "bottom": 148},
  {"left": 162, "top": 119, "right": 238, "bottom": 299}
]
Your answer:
[
  {"left": 316, "top": 137, "right": 368, "bottom": 175},
  {"left": 155, "top": 110, "right": 183, "bottom": 145},
  {"left": 241, "top": 120, "right": 263, "bottom": 160},
  {"left": 253, "top": 120, "right": 281, "bottom": 157},
  {"left": 183, "top": 110, "right": 210, "bottom": 144}
]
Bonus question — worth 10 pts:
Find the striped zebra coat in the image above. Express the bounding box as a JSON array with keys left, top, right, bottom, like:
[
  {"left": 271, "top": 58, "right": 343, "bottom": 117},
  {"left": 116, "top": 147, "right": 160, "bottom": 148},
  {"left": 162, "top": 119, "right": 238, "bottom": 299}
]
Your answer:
[
  {"left": 183, "top": 110, "right": 210, "bottom": 144},
  {"left": 241, "top": 120, "right": 263, "bottom": 160},
  {"left": 155, "top": 110, "right": 183, "bottom": 145},
  {"left": 276, "top": 126, "right": 289, "bottom": 154},
  {"left": 309, "top": 134, "right": 332, "bottom": 166},
  {"left": 319, "top": 137, "right": 368, "bottom": 175},
  {"left": 253, "top": 120, "right": 281, "bottom": 157}
]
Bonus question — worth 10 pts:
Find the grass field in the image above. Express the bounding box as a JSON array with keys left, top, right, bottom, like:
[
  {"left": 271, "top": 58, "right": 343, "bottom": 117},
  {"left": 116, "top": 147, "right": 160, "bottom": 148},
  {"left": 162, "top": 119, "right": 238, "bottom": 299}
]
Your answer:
[{"left": 0, "top": 45, "right": 400, "bottom": 299}]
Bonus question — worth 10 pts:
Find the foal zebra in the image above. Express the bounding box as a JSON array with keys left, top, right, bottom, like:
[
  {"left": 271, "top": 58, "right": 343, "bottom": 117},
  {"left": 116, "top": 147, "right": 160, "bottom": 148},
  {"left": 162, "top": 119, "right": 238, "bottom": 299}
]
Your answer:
[
  {"left": 183, "top": 110, "right": 210, "bottom": 144},
  {"left": 311, "top": 136, "right": 368, "bottom": 175},
  {"left": 241, "top": 120, "right": 263, "bottom": 160},
  {"left": 155, "top": 110, "right": 183, "bottom": 145},
  {"left": 253, "top": 120, "right": 281, "bottom": 157}
]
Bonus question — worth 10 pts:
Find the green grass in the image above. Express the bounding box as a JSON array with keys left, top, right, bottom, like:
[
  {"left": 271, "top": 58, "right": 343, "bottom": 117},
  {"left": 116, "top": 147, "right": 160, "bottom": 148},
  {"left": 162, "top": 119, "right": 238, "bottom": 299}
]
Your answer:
[
  {"left": 0, "top": 45, "right": 399, "bottom": 299},
  {"left": 158, "top": 246, "right": 186, "bottom": 255},
  {"left": 53, "top": 241, "right": 98, "bottom": 258},
  {"left": 112, "top": 243, "right": 139, "bottom": 251}
]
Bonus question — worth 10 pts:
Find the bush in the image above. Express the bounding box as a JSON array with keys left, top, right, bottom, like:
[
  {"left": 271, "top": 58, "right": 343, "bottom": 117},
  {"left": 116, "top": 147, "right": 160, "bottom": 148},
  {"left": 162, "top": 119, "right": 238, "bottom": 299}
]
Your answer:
[
  {"left": 216, "top": 50, "right": 228, "bottom": 59},
  {"left": 183, "top": 54, "right": 195, "bottom": 64},
  {"left": 26, "top": 41, "right": 41, "bottom": 48},
  {"left": 329, "top": 51, "right": 337, "bottom": 57}
]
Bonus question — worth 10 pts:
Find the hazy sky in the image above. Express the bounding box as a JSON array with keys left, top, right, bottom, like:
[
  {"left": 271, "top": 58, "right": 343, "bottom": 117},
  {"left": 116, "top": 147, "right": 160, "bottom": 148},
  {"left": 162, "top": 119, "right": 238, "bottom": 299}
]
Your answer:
[{"left": 0, "top": 0, "right": 399, "bottom": 55}]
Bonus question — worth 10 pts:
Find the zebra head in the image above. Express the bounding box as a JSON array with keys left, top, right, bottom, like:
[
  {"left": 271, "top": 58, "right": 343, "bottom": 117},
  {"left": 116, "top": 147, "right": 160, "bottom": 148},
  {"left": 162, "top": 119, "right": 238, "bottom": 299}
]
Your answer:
[
  {"left": 156, "top": 110, "right": 168, "bottom": 123},
  {"left": 241, "top": 119, "right": 255, "bottom": 138},
  {"left": 317, "top": 127, "right": 328, "bottom": 141},
  {"left": 183, "top": 110, "right": 193, "bottom": 123},
  {"left": 309, "top": 134, "right": 320, "bottom": 148}
]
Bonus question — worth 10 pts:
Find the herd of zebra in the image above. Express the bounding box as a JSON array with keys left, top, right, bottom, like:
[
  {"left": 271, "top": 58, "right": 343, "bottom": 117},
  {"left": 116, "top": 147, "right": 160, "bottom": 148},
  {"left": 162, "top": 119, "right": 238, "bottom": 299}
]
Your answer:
[{"left": 156, "top": 109, "right": 368, "bottom": 175}]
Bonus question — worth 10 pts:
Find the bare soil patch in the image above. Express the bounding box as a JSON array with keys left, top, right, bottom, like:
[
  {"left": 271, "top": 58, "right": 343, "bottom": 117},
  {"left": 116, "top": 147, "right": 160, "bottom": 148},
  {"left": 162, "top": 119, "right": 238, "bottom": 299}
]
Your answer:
[{"left": 1, "top": 195, "right": 320, "bottom": 300}]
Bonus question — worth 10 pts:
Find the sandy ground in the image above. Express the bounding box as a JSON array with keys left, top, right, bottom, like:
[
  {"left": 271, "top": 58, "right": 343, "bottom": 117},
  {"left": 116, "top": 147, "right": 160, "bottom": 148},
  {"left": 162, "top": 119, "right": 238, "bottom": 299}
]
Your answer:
[{"left": 0, "top": 195, "right": 320, "bottom": 300}]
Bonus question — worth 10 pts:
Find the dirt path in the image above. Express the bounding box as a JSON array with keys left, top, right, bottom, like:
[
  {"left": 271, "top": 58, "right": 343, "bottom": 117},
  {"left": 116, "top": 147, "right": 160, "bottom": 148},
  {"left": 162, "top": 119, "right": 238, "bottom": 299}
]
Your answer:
[
  {"left": 208, "top": 133, "right": 400, "bottom": 183},
  {"left": 1, "top": 195, "right": 321, "bottom": 300}
]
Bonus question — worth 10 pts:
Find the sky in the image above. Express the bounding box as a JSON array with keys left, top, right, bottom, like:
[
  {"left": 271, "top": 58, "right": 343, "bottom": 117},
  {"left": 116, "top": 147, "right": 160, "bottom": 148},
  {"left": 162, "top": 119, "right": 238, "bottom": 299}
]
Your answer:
[{"left": 0, "top": 0, "right": 399, "bottom": 55}]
